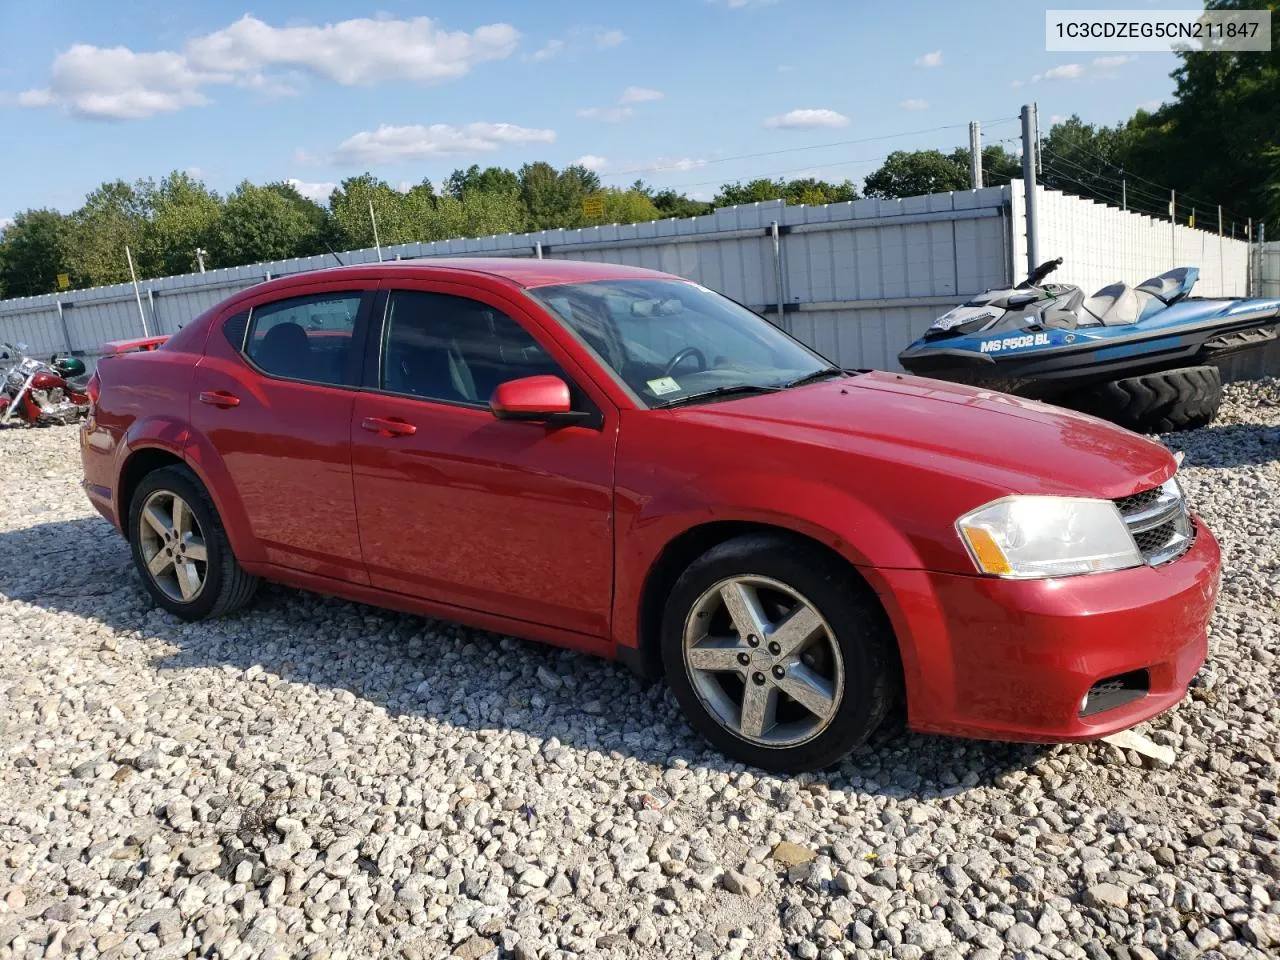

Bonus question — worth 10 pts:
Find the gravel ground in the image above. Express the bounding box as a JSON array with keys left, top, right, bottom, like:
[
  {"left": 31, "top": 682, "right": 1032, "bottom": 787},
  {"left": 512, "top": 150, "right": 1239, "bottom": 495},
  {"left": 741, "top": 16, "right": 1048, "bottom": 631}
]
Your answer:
[{"left": 1, "top": 381, "right": 1279, "bottom": 960}]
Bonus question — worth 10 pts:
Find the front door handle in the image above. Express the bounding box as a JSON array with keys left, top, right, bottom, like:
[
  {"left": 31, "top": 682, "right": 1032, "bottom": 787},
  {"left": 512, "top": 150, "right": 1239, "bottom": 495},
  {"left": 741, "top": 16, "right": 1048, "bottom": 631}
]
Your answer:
[
  {"left": 361, "top": 416, "right": 417, "bottom": 437},
  {"left": 198, "top": 390, "right": 240, "bottom": 408}
]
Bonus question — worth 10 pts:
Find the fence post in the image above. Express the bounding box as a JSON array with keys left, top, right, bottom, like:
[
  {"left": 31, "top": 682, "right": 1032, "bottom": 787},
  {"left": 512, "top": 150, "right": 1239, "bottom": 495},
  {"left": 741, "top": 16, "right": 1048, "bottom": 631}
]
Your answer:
[
  {"left": 770, "top": 220, "right": 786, "bottom": 331},
  {"left": 54, "top": 299, "right": 73, "bottom": 354},
  {"left": 125, "top": 244, "right": 150, "bottom": 337},
  {"left": 1020, "top": 104, "right": 1040, "bottom": 274}
]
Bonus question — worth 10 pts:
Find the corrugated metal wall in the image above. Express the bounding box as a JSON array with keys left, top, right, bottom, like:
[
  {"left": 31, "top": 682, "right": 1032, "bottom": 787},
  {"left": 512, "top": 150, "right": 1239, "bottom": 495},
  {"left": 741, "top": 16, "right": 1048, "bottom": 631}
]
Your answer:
[
  {"left": 0, "top": 184, "right": 1260, "bottom": 375},
  {"left": 1012, "top": 181, "right": 1253, "bottom": 298},
  {"left": 0, "top": 189, "right": 1011, "bottom": 372}
]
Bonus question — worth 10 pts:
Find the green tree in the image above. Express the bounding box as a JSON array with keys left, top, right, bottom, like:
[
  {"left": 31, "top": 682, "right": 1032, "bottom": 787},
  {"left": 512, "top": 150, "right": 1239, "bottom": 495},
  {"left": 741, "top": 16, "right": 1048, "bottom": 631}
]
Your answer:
[
  {"left": 652, "top": 189, "right": 713, "bottom": 219},
  {"left": 862, "top": 150, "right": 970, "bottom": 199},
  {"left": 946, "top": 145, "right": 1023, "bottom": 189},
  {"left": 519, "top": 162, "right": 601, "bottom": 230},
  {"left": 138, "top": 171, "right": 223, "bottom": 277},
  {"left": 584, "top": 188, "right": 662, "bottom": 225},
  {"left": 444, "top": 165, "right": 520, "bottom": 200},
  {"left": 0, "top": 209, "right": 72, "bottom": 297},
  {"left": 328, "top": 174, "right": 411, "bottom": 247},
  {"left": 262, "top": 181, "right": 330, "bottom": 257},
  {"left": 214, "top": 182, "right": 317, "bottom": 265},
  {"left": 714, "top": 177, "right": 858, "bottom": 206},
  {"left": 68, "top": 179, "right": 150, "bottom": 287}
]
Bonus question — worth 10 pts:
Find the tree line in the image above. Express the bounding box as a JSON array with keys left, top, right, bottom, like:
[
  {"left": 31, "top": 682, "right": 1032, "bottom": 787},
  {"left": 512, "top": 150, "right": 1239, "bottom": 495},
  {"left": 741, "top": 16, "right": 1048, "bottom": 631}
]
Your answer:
[
  {"left": 1, "top": 0, "right": 1274, "bottom": 299},
  {"left": 0, "top": 149, "right": 1015, "bottom": 299}
]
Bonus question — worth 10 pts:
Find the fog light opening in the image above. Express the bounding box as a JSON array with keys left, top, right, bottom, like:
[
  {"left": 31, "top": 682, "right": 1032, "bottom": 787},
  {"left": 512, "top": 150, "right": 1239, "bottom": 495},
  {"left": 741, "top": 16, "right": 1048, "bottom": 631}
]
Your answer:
[{"left": 1079, "top": 669, "right": 1150, "bottom": 718}]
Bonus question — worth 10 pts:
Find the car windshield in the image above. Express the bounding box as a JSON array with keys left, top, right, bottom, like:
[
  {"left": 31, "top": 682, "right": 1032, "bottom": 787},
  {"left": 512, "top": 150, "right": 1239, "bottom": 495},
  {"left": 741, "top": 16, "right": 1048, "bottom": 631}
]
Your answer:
[{"left": 529, "top": 278, "right": 839, "bottom": 407}]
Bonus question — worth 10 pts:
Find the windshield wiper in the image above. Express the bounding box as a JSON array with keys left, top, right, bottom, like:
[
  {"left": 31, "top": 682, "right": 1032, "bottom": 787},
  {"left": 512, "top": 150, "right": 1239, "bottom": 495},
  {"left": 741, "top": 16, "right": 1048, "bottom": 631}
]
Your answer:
[
  {"left": 779, "top": 367, "right": 846, "bottom": 389},
  {"left": 653, "top": 383, "right": 783, "bottom": 409}
]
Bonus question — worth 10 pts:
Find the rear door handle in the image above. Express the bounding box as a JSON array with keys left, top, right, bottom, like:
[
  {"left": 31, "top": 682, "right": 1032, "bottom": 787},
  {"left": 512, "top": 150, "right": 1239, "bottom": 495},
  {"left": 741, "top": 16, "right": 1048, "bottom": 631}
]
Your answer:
[
  {"left": 198, "top": 390, "right": 240, "bottom": 408},
  {"left": 361, "top": 416, "right": 417, "bottom": 437}
]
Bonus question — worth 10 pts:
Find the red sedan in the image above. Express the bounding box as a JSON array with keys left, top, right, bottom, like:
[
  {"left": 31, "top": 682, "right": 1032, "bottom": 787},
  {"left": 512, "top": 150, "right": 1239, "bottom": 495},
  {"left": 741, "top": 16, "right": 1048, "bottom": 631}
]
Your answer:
[{"left": 80, "top": 259, "right": 1221, "bottom": 772}]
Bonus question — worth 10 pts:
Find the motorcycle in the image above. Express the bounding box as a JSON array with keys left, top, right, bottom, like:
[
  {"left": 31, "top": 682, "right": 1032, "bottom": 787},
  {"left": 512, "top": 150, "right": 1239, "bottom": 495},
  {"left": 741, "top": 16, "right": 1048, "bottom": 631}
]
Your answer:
[{"left": 0, "top": 341, "right": 91, "bottom": 427}]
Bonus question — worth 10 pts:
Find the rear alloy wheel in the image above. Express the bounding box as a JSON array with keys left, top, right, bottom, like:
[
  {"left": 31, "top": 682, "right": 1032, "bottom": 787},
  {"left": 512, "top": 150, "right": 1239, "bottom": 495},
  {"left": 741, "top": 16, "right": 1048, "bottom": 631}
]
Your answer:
[
  {"left": 128, "top": 464, "right": 259, "bottom": 621},
  {"left": 661, "top": 533, "right": 899, "bottom": 772}
]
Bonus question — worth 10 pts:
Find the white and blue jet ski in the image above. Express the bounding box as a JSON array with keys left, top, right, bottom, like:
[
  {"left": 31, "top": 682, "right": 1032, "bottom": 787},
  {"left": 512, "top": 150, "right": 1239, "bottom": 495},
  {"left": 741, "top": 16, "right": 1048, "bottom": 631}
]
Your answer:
[{"left": 898, "top": 258, "right": 1280, "bottom": 432}]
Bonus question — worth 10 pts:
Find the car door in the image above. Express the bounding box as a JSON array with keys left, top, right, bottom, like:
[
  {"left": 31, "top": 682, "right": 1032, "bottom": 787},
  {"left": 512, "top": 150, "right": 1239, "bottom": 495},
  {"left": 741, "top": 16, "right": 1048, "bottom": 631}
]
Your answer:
[
  {"left": 349, "top": 282, "right": 617, "bottom": 638},
  {"left": 191, "top": 282, "right": 374, "bottom": 584}
]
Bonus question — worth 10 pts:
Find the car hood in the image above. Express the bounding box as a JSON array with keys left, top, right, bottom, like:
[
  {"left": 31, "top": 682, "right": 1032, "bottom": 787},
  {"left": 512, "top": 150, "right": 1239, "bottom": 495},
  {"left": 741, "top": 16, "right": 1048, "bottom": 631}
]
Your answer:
[{"left": 676, "top": 371, "right": 1175, "bottom": 500}]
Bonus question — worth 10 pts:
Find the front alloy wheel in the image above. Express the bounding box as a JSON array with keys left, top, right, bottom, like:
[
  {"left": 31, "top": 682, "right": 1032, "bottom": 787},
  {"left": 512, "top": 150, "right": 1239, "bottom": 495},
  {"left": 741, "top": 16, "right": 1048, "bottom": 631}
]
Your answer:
[
  {"left": 683, "top": 576, "right": 844, "bottom": 747},
  {"left": 661, "top": 533, "right": 900, "bottom": 773}
]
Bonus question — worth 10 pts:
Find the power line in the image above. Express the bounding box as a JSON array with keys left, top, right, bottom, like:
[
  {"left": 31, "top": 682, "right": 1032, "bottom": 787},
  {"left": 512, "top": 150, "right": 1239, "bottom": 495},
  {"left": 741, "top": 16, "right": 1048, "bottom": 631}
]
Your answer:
[
  {"left": 600, "top": 117, "right": 1021, "bottom": 179},
  {"left": 1040, "top": 137, "right": 1250, "bottom": 223},
  {"left": 1040, "top": 149, "right": 1173, "bottom": 210}
]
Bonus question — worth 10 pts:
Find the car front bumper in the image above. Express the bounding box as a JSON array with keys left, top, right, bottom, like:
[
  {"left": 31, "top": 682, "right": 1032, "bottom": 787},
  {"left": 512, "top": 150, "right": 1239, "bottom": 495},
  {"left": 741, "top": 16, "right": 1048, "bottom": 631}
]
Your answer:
[{"left": 870, "top": 517, "right": 1221, "bottom": 742}]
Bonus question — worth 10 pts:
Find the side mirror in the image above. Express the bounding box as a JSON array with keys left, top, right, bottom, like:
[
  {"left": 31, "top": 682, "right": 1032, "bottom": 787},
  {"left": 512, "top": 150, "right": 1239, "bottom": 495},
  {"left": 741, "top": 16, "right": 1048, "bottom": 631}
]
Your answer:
[{"left": 490, "top": 375, "right": 584, "bottom": 424}]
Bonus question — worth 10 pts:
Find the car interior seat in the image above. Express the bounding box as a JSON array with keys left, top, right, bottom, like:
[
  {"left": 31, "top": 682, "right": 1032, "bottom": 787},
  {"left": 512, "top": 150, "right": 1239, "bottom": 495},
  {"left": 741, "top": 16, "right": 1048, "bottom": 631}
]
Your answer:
[{"left": 257, "top": 322, "right": 314, "bottom": 379}]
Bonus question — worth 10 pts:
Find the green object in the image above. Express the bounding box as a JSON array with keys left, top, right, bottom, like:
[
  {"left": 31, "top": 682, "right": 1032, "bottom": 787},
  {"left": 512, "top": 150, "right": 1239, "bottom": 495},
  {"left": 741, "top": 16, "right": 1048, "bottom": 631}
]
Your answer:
[{"left": 53, "top": 355, "right": 86, "bottom": 378}]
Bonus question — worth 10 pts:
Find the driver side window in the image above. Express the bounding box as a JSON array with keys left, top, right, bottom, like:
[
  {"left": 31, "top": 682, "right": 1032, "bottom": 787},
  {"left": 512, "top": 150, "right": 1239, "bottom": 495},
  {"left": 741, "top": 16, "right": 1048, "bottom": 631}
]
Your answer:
[{"left": 381, "top": 291, "right": 595, "bottom": 415}]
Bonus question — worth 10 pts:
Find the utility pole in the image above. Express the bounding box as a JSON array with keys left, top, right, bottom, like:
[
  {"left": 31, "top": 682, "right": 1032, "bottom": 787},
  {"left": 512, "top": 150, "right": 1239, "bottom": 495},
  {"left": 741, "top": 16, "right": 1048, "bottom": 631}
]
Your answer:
[
  {"left": 968, "top": 120, "right": 982, "bottom": 189},
  {"left": 369, "top": 199, "right": 383, "bottom": 262},
  {"left": 1020, "top": 104, "right": 1041, "bottom": 274},
  {"left": 1121, "top": 168, "right": 1127, "bottom": 211},
  {"left": 195, "top": 247, "right": 207, "bottom": 273},
  {"left": 1170, "top": 190, "right": 1176, "bottom": 265}
]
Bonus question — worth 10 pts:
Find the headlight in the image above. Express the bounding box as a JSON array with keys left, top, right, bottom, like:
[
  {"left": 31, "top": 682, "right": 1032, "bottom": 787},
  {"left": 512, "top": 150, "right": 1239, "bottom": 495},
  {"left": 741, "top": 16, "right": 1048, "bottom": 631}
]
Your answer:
[{"left": 956, "top": 496, "right": 1142, "bottom": 579}]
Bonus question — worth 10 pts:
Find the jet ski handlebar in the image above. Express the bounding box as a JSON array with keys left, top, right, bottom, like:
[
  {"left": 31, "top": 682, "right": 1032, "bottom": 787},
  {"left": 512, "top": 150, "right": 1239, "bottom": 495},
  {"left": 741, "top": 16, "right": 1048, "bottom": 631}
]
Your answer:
[{"left": 1018, "top": 257, "right": 1064, "bottom": 289}]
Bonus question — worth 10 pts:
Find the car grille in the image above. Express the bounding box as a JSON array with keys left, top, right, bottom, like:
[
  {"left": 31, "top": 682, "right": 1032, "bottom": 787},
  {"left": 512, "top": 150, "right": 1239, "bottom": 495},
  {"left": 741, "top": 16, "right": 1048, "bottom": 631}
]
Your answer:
[{"left": 1113, "top": 478, "right": 1194, "bottom": 566}]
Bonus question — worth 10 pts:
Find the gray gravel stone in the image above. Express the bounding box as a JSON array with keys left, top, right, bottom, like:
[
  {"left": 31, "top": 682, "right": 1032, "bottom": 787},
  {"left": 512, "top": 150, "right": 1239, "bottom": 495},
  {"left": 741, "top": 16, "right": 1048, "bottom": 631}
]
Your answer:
[{"left": 2, "top": 383, "right": 1279, "bottom": 959}]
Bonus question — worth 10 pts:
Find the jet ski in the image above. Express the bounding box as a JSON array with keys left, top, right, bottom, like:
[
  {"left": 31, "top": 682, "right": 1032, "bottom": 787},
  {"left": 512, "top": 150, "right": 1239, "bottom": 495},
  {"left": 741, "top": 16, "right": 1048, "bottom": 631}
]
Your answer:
[{"left": 898, "top": 258, "right": 1280, "bottom": 432}]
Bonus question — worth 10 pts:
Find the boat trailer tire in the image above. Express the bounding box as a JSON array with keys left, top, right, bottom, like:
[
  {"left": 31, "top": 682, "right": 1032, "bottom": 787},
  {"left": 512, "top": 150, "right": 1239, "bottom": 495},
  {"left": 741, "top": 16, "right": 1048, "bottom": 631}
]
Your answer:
[{"left": 1067, "top": 365, "right": 1222, "bottom": 434}]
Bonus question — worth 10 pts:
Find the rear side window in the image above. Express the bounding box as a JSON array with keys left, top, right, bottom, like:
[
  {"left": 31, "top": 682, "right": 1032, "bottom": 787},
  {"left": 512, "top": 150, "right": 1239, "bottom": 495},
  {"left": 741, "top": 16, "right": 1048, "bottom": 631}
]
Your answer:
[{"left": 243, "top": 293, "right": 362, "bottom": 386}]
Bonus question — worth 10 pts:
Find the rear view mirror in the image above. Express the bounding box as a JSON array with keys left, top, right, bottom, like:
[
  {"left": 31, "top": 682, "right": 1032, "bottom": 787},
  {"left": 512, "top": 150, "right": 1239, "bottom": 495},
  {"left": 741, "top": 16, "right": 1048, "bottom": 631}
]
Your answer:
[
  {"left": 490, "top": 375, "right": 585, "bottom": 424},
  {"left": 631, "top": 298, "right": 684, "bottom": 317}
]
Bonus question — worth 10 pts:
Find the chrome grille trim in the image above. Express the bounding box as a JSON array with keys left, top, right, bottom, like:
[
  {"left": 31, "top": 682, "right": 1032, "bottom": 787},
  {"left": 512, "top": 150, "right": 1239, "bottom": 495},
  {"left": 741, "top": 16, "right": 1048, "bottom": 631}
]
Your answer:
[{"left": 1114, "top": 477, "right": 1194, "bottom": 566}]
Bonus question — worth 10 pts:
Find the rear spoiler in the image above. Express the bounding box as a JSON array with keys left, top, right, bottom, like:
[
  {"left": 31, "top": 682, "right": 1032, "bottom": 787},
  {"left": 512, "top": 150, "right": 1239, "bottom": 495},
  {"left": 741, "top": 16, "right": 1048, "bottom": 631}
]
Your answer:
[{"left": 101, "top": 335, "right": 170, "bottom": 355}]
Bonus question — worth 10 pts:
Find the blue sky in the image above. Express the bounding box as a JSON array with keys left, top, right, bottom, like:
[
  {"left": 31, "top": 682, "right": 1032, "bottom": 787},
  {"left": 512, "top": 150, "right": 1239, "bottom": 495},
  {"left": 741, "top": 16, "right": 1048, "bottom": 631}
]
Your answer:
[{"left": 0, "top": 1, "right": 1183, "bottom": 225}]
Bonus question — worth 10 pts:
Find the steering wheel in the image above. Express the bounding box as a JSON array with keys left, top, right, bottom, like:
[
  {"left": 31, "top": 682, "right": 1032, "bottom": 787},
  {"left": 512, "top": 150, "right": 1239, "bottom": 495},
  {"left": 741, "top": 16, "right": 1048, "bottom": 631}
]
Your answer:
[{"left": 663, "top": 346, "right": 707, "bottom": 377}]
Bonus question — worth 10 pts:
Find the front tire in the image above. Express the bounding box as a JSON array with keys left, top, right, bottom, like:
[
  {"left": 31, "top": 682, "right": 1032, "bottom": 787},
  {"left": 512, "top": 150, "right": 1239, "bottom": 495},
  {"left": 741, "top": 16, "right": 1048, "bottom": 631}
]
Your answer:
[
  {"left": 127, "top": 464, "right": 259, "bottom": 621},
  {"left": 660, "top": 534, "right": 900, "bottom": 773}
]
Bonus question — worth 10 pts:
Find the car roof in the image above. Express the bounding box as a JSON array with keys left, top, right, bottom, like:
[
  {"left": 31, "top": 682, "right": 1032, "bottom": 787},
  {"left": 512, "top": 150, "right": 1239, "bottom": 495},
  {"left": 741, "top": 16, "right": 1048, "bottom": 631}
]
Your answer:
[{"left": 272, "top": 257, "right": 680, "bottom": 290}]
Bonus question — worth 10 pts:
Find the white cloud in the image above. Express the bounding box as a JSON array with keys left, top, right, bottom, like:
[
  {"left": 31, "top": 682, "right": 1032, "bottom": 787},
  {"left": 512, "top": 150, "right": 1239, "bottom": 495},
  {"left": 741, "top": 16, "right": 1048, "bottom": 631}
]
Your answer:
[
  {"left": 1093, "top": 55, "right": 1132, "bottom": 68},
  {"left": 19, "top": 45, "right": 209, "bottom": 119},
  {"left": 777, "top": 64, "right": 794, "bottom": 73},
  {"left": 1138, "top": 99, "right": 1162, "bottom": 111},
  {"left": 185, "top": 166, "right": 204, "bottom": 178},
  {"left": 1032, "top": 63, "right": 1083, "bottom": 82},
  {"left": 764, "top": 108, "right": 849, "bottom": 129},
  {"left": 0, "top": 217, "right": 13, "bottom": 232},
  {"left": 286, "top": 178, "right": 337, "bottom": 202},
  {"left": 654, "top": 157, "right": 707, "bottom": 172},
  {"left": 707, "top": 0, "right": 783, "bottom": 7},
  {"left": 575, "top": 154, "right": 608, "bottom": 171},
  {"left": 333, "top": 122, "right": 555, "bottom": 165},
  {"left": 1011, "top": 79, "right": 1024, "bottom": 89},
  {"left": 593, "top": 28, "right": 626, "bottom": 47},
  {"left": 619, "top": 86, "right": 663, "bottom": 104},
  {"left": 901, "top": 98, "right": 929, "bottom": 111},
  {"left": 577, "top": 106, "right": 633, "bottom": 122},
  {"left": 915, "top": 50, "right": 943, "bottom": 68},
  {"left": 293, "top": 148, "right": 320, "bottom": 165},
  {"left": 525, "top": 39, "right": 564, "bottom": 62},
  {"left": 20, "top": 14, "right": 519, "bottom": 120}
]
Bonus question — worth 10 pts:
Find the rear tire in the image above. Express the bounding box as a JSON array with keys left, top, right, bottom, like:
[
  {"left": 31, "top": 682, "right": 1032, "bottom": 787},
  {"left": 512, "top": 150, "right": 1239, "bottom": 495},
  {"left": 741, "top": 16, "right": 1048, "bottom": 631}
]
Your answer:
[
  {"left": 660, "top": 533, "right": 900, "bottom": 773},
  {"left": 127, "top": 464, "right": 259, "bottom": 621},
  {"left": 1066, "top": 365, "right": 1222, "bottom": 433}
]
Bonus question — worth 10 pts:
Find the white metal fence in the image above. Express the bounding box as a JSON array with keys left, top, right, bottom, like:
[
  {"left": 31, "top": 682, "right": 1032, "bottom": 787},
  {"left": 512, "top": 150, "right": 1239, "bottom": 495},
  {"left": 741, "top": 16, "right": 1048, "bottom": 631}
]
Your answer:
[
  {"left": 0, "top": 185, "right": 1262, "bottom": 374},
  {"left": 1259, "top": 241, "right": 1280, "bottom": 299}
]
